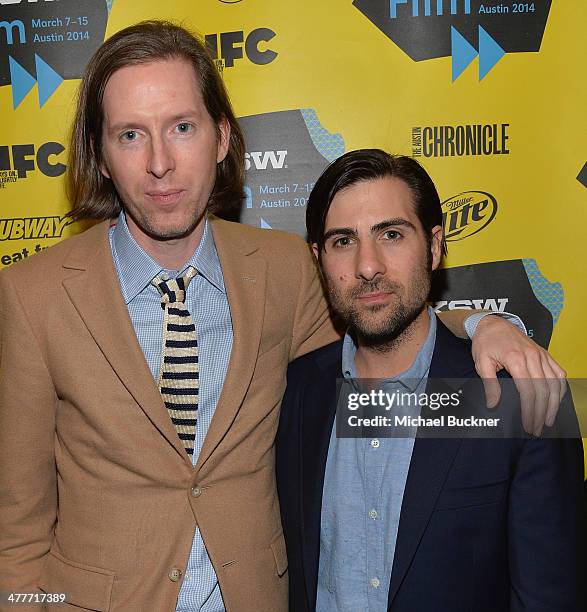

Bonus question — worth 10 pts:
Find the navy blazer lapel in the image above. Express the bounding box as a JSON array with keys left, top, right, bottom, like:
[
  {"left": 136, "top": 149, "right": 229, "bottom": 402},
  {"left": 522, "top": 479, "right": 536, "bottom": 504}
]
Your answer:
[
  {"left": 387, "top": 320, "right": 476, "bottom": 608},
  {"left": 300, "top": 343, "right": 341, "bottom": 610}
]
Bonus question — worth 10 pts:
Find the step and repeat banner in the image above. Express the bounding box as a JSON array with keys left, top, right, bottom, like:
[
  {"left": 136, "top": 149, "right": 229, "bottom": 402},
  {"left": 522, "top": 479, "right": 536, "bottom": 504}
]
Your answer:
[{"left": 0, "top": 2, "right": 585, "bottom": 374}]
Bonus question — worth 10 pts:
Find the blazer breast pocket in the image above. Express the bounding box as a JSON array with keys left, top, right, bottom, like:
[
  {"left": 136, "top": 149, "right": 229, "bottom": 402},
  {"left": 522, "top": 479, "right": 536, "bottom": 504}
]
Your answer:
[
  {"left": 38, "top": 550, "right": 115, "bottom": 611},
  {"left": 435, "top": 476, "right": 509, "bottom": 511},
  {"left": 252, "top": 339, "right": 288, "bottom": 389},
  {"left": 243, "top": 339, "right": 289, "bottom": 414},
  {"left": 256, "top": 338, "right": 288, "bottom": 367}
]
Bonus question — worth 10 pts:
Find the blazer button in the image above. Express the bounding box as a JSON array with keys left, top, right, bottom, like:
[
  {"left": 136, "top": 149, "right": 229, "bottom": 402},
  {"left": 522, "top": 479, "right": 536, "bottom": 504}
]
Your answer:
[
  {"left": 191, "top": 485, "right": 202, "bottom": 498},
  {"left": 168, "top": 567, "right": 183, "bottom": 582}
]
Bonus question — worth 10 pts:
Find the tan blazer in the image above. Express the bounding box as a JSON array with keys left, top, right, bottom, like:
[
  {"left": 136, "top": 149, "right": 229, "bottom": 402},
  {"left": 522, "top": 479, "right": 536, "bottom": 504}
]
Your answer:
[{"left": 0, "top": 216, "right": 338, "bottom": 612}]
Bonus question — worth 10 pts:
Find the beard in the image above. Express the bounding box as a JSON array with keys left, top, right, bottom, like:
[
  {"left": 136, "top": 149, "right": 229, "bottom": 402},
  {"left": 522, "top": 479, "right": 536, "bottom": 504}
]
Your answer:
[
  {"left": 123, "top": 204, "right": 206, "bottom": 243},
  {"left": 324, "top": 258, "right": 432, "bottom": 353}
]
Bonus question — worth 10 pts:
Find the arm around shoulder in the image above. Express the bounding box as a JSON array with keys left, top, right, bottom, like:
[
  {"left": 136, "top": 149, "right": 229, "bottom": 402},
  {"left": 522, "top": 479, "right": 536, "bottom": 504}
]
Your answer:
[{"left": 436, "top": 308, "right": 477, "bottom": 339}]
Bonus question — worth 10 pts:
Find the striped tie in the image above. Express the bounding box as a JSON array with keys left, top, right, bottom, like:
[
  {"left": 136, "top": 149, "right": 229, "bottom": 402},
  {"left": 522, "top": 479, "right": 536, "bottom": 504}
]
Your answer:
[{"left": 152, "top": 267, "right": 199, "bottom": 456}]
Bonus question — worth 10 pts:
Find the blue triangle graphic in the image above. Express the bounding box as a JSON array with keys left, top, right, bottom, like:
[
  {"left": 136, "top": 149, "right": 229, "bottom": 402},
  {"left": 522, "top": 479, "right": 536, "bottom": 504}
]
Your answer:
[
  {"left": 478, "top": 26, "right": 506, "bottom": 80},
  {"left": 9, "top": 56, "right": 36, "bottom": 109},
  {"left": 35, "top": 54, "right": 63, "bottom": 107},
  {"left": 260, "top": 217, "right": 272, "bottom": 229},
  {"left": 451, "top": 26, "right": 478, "bottom": 82}
]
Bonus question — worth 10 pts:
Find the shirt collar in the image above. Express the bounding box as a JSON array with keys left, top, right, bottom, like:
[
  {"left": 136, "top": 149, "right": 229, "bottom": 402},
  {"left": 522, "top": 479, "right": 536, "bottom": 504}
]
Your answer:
[
  {"left": 341, "top": 306, "right": 437, "bottom": 391},
  {"left": 111, "top": 212, "right": 226, "bottom": 304}
]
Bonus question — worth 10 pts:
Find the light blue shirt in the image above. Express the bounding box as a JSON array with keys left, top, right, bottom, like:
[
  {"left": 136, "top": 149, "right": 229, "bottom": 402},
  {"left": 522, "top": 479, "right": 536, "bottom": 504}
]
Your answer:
[
  {"left": 317, "top": 308, "right": 437, "bottom": 612},
  {"left": 110, "top": 213, "right": 231, "bottom": 612}
]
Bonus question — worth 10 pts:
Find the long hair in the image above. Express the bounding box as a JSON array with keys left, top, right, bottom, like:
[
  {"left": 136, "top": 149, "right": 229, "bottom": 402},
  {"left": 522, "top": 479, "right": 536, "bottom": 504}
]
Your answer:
[{"left": 67, "top": 20, "right": 245, "bottom": 220}]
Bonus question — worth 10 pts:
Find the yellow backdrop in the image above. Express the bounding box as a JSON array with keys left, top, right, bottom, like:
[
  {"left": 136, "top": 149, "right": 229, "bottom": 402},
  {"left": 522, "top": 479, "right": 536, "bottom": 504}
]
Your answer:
[{"left": 1, "top": 0, "right": 585, "bottom": 458}]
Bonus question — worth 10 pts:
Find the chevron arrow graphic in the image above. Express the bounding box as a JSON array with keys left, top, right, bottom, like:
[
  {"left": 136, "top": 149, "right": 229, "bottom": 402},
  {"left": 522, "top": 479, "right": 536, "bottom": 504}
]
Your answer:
[
  {"left": 8, "top": 56, "right": 36, "bottom": 109},
  {"left": 35, "top": 54, "right": 64, "bottom": 107},
  {"left": 7, "top": 55, "right": 64, "bottom": 109},
  {"left": 451, "top": 26, "right": 507, "bottom": 81},
  {"left": 478, "top": 26, "right": 506, "bottom": 80},
  {"left": 451, "top": 27, "right": 478, "bottom": 82}
]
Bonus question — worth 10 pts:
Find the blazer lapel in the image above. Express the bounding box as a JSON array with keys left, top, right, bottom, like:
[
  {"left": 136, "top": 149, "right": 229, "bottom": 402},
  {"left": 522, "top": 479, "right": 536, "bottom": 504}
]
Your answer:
[
  {"left": 194, "top": 218, "right": 266, "bottom": 473},
  {"left": 300, "top": 348, "right": 340, "bottom": 610},
  {"left": 61, "top": 221, "right": 192, "bottom": 467},
  {"left": 387, "top": 320, "right": 476, "bottom": 608},
  {"left": 387, "top": 436, "right": 462, "bottom": 606}
]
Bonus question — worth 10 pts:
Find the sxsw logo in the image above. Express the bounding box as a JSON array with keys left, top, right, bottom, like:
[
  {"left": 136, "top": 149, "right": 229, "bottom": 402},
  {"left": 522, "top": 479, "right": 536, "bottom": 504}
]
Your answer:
[
  {"left": 353, "top": 0, "right": 551, "bottom": 80},
  {"left": 245, "top": 150, "right": 288, "bottom": 171},
  {"left": 433, "top": 297, "right": 509, "bottom": 312},
  {"left": 205, "top": 28, "right": 277, "bottom": 68}
]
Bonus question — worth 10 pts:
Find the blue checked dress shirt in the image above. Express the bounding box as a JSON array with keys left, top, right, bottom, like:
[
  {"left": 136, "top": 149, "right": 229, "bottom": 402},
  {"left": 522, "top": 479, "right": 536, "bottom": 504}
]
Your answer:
[
  {"left": 317, "top": 308, "right": 437, "bottom": 612},
  {"left": 316, "top": 306, "right": 525, "bottom": 611},
  {"left": 110, "top": 212, "right": 231, "bottom": 612}
]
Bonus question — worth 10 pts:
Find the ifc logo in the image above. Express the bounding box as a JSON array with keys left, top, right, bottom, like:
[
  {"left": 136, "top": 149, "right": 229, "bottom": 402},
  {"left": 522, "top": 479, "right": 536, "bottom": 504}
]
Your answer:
[{"left": 442, "top": 191, "right": 497, "bottom": 241}]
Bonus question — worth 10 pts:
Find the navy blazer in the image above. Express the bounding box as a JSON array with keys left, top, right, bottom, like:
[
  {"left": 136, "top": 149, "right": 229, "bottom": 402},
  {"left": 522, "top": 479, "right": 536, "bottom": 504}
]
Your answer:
[{"left": 276, "top": 319, "right": 585, "bottom": 611}]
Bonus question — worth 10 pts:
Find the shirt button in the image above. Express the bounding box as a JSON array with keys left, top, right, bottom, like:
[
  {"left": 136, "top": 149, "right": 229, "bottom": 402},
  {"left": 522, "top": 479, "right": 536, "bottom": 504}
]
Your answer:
[
  {"left": 369, "top": 509, "right": 378, "bottom": 520},
  {"left": 168, "top": 567, "right": 183, "bottom": 582},
  {"left": 370, "top": 439, "right": 380, "bottom": 448},
  {"left": 371, "top": 577, "right": 380, "bottom": 588},
  {"left": 160, "top": 272, "right": 170, "bottom": 281},
  {"left": 191, "top": 485, "right": 202, "bottom": 498}
]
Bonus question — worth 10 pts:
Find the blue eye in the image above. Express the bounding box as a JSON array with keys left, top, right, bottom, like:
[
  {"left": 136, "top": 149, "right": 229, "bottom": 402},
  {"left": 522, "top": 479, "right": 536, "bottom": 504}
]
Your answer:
[
  {"left": 121, "top": 130, "right": 137, "bottom": 142},
  {"left": 176, "top": 122, "right": 192, "bottom": 133},
  {"left": 383, "top": 230, "right": 400, "bottom": 240}
]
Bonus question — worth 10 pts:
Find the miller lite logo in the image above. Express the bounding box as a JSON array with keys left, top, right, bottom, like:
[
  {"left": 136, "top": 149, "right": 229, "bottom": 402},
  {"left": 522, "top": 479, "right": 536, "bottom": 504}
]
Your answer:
[{"left": 442, "top": 190, "right": 497, "bottom": 241}]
